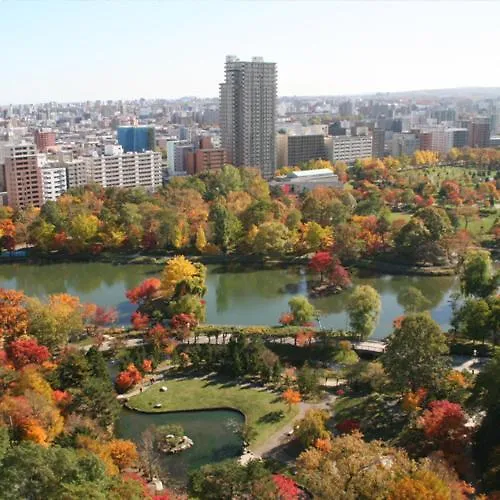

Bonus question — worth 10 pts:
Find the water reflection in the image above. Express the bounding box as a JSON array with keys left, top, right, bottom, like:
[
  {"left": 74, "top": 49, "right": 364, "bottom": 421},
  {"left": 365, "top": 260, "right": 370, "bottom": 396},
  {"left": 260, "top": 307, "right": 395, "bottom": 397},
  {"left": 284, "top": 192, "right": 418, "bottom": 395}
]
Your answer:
[{"left": 0, "top": 262, "right": 459, "bottom": 339}]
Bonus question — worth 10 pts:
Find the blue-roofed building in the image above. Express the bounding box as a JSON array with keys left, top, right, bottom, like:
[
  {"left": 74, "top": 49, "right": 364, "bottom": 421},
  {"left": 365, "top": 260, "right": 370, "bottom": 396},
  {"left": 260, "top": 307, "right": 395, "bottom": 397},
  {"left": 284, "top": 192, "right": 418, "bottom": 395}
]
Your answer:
[{"left": 117, "top": 126, "right": 155, "bottom": 153}]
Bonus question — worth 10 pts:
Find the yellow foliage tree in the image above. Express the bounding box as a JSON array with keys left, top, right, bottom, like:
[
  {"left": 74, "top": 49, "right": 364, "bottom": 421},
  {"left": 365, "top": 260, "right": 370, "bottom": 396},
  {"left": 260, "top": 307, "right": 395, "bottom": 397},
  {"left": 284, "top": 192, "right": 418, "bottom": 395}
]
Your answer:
[
  {"left": 195, "top": 226, "right": 207, "bottom": 253},
  {"left": 160, "top": 256, "right": 198, "bottom": 299}
]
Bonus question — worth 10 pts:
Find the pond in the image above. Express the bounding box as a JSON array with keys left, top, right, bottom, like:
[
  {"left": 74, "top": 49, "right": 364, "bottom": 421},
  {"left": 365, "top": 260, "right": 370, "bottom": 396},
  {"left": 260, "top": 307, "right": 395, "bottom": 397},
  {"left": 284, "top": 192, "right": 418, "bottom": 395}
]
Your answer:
[
  {"left": 0, "top": 262, "right": 459, "bottom": 339},
  {"left": 116, "top": 408, "right": 244, "bottom": 483}
]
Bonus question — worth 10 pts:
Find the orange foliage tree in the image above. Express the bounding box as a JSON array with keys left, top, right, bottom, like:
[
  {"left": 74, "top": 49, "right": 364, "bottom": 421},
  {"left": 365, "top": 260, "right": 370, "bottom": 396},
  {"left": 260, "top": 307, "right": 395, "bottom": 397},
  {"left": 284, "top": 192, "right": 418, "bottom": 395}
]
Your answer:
[{"left": 282, "top": 388, "right": 301, "bottom": 411}]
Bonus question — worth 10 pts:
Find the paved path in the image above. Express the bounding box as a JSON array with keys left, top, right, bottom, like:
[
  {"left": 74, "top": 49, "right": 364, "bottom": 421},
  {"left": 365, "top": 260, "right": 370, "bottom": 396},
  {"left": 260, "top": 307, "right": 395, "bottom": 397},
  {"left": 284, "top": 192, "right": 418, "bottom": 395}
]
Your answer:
[{"left": 251, "top": 393, "right": 336, "bottom": 458}]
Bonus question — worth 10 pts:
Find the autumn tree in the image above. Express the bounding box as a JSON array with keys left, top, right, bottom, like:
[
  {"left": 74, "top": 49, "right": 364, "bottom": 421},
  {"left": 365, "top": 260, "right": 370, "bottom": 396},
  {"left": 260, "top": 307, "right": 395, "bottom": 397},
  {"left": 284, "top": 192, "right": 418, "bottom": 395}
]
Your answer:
[
  {"left": 346, "top": 285, "right": 381, "bottom": 340},
  {"left": 0, "top": 289, "right": 28, "bottom": 340},
  {"left": 382, "top": 313, "right": 449, "bottom": 393},
  {"left": 295, "top": 409, "right": 330, "bottom": 448},
  {"left": 285, "top": 295, "right": 317, "bottom": 326},
  {"left": 282, "top": 388, "right": 301, "bottom": 412},
  {"left": 5, "top": 337, "right": 50, "bottom": 369}
]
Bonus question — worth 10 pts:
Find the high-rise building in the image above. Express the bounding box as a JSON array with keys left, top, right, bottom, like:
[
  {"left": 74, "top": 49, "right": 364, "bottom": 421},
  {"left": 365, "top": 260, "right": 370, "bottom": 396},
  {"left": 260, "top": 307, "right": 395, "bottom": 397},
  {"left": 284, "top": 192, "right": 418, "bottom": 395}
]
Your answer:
[
  {"left": 338, "top": 101, "right": 353, "bottom": 117},
  {"left": 372, "top": 128, "right": 385, "bottom": 158},
  {"left": 34, "top": 129, "right": 56, "bottom": 152},
  {"left": 117, "top": 126, "right": 155, "bottom": 153},
  {"left": 276, "top": 134, "right": 327, "bottom": 168},
  {"left": 468, "top": 119, "right": 490, "bottom": 148},
  {"left": 220, "top": 55, "right": 277, "bottom": 178},
  {"left": 4, "top": 143, "right": 44, "bottom": 209}
]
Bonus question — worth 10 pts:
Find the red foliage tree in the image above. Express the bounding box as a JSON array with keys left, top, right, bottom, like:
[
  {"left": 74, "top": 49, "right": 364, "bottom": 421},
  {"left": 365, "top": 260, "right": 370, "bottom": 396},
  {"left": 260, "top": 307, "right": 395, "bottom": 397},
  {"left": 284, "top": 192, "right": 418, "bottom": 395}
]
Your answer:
[
  {"left": 131, "top": 311, "right": 150, "bottom": 331},
  {"left": 125, "top": 278, "right": 161, "bottom": 305},
  {"left": 52, "top": 390, "right": 72, "bottom": 408},
  {"left": 170, "top": 313, "right": 198, "bottom": 341},
  {"left": 309, "top": 251, "right": 334, "bottom": 281},
  {"left": 5, "top": 337, "right": 50, "bottom": 369},
  {"left": 335, "top": 419, "right": 361, "bottom": 435},
  {"left": 279, "top": 312, "right": 295, "bottom": 326},
  {"left": 147, "top": 324, "right": 168, "bottom": 347},
  {"left": 272, "top": 474, "right": 300, "bottom": 500},
  {"left": 329, "top": 263, "right": 351, "bottom": 288},
  {"left": 420, "top": 400, "right": 470, "bottom": 459},
  {"left": 115, "top": 363, "right": 143, "bottom": 393}
]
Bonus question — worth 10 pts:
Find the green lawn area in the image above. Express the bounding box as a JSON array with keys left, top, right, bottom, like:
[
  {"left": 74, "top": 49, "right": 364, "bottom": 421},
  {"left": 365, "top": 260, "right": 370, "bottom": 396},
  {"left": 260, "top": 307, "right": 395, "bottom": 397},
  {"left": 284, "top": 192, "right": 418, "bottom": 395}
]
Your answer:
[
  {"left": 461, "top": 212, "right": 498, "bottom": 237},
  {"left": 424, "top": 166, "right": 481, "bottom": 185},
  {"left": 128, "top": 376, "right": 299, "bottom": 448},
  {"left": 386, "top": 212, "right": 411, "bottom": 224}
]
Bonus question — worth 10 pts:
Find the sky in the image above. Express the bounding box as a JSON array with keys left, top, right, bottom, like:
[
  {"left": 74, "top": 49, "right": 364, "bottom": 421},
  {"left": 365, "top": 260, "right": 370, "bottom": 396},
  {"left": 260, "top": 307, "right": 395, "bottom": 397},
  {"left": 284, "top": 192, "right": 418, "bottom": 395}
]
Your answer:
[{"left": 0, "top": 0, "right": 499, "bottom": 104}]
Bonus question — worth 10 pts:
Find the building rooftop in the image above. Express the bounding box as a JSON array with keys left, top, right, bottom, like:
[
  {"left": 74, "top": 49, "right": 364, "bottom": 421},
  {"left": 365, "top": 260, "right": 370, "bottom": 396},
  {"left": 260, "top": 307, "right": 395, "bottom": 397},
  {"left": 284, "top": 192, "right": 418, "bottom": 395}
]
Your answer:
[{"left": 288, "top": 168, "right": 335, "bottom": 178}]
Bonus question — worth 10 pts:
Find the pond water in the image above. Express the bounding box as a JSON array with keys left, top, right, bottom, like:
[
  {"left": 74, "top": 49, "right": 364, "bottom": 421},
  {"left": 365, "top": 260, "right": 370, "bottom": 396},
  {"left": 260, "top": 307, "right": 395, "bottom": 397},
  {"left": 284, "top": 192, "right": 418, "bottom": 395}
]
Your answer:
[
  {"left": 0, "top": 262, "right": 459, "bottom": 339},
  {"left": 116, "top": 408, "right": 244, "bottom": 483}
]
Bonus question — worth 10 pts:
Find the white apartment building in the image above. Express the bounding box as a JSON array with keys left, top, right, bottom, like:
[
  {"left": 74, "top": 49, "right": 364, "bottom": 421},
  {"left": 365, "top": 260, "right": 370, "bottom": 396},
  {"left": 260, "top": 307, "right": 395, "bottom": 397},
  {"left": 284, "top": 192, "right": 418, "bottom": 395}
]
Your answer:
[
  {"left": 41, "top": 163, "right": 67, "bottom": 201},
  {"left": 166, "top": 140, "right": 191, "bottom": 175},
  {"left": 324, "top": 135, "right": 373, "bottom": 163},
  {"left": 85, "top": 150, "right": 162, "bottom": 191}
]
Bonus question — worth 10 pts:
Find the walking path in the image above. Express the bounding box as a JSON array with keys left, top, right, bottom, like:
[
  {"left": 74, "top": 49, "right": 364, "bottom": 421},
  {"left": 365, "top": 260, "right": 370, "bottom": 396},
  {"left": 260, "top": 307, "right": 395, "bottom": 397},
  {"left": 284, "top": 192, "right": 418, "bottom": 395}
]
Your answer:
[{"left": 251, "top": 393, "right": 337, "bottom": 458}]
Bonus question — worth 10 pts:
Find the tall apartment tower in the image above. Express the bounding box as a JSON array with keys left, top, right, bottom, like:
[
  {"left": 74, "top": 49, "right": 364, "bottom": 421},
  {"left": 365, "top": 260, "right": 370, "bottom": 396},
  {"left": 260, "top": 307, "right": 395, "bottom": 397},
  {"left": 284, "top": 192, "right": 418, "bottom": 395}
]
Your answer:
[
  {"left": 220, "top": 55, "right": 277, "bottom": 178},
  {"left": 4, "top": 143, "right": 44, "bottom": 210}
]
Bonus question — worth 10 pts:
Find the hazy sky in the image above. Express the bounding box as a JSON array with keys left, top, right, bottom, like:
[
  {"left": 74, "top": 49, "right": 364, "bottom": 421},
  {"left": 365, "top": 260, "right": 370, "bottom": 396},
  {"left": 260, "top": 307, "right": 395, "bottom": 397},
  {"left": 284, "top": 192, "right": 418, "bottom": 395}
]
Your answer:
[{"left": 1, "top": 0, "right": 499, "bottom": 103}]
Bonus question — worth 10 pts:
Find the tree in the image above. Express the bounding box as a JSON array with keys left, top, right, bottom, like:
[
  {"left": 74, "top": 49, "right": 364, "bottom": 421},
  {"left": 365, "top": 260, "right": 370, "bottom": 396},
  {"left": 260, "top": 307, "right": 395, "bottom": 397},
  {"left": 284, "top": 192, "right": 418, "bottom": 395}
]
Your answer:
[
  {"left": 125, "top": 278, "right": 161, "bottom": 306},
  {"left": 160, "top": 255, "right": 199, "bottom": 299},
  {"left": 195, "top": 225, "right": 207, "bottom": 253},
  {"left": 272, "top": 474, "right": 300, "bottom": 500},
  {"left": 282, "top": 388, "right": 301, "bottom": 412},
  {"left": 209, "top": 202, "right": 242, "bottom": 252},
  {"left": 69, "top": 213, "right": 99, "bottom": 250},
  {"left": 460, "top": 250, "right": 497, "bottom": 298},
  {"left": 5, "top": 337, "right": 50, "bottom": 369},
  {"left": 452, "top": 298, "right": 494, "bottom": 344},
  {"left": 0, "top": 289, "right": 28, "bottom": 340},
  {"left": 69, "top": 376, "right": 120, "bottom": 428},
  {"left": 115, "top": 363, "right": 142, "bottom": 393},
  {"left": 295, "top": 409, "right": 330, "bottom": 448},
  {"left": 346, "top": 285, "right": 381, "bottom": 340},
  {"left": 382, "top": 313, "right": 449, "bottom": 392},
  {"left": 309, "top": 251, "right": 334, "bottom": 282},
  {"left": 138, "top": 426, "right": 161, "bottom": 481},
  {"left": 107, "top": 439, "right": 139, "bottom": 471},
  {"left": 287, "top": 296, "right": 316, "bottom": 326},
  {"left": 394, "top": 218, "right": 431, "bottom": 262},
  {"left": 252, "top": 221, "right": 291, "bottom": 255},
  {"left": 419, "top": 400, "right": 469, "bottom": 456},
  {"left": 0, "top": 442, "right": 115, "bottom": 500},
  {"left": 398, "top": 286, "right": 432, "bottom": 313},
  {"left": 389, "top": 470, "right": 452, "bottom": 500},
  {"left": 130, "top": 311, "right": 150, "bottom": 331},
  {"left": 417, "top": 207, "right": 452, "bottom": 241}
]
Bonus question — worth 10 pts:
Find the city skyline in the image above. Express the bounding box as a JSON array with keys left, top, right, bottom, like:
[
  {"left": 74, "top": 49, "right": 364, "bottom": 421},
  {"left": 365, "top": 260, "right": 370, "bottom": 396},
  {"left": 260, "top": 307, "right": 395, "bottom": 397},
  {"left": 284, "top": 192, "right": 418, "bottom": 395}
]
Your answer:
[{"left": 1, "top": 0, "right": 499, "bottom": 104}]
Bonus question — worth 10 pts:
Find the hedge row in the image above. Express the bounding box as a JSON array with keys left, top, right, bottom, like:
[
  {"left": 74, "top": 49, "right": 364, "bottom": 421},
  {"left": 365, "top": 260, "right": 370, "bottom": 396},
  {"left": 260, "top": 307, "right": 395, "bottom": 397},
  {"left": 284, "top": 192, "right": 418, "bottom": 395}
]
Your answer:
[{"left": 193, "top": 324, "right": 353, "bottom": 339}]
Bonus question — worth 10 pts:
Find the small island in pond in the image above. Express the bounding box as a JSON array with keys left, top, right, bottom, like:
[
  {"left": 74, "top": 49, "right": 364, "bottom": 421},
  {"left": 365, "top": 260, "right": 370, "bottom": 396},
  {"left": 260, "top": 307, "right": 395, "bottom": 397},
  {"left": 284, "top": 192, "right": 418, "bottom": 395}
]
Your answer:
[{"left": 155, "top": 424, "right": 193, "bottom": 454}]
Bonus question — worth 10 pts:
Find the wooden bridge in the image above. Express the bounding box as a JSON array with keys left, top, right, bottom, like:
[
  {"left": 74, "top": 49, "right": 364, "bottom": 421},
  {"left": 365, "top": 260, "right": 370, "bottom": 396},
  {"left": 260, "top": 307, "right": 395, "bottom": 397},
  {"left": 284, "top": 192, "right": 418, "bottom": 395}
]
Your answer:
[{"left": 352, "top": 340, "right": 386, "bottom": 355}]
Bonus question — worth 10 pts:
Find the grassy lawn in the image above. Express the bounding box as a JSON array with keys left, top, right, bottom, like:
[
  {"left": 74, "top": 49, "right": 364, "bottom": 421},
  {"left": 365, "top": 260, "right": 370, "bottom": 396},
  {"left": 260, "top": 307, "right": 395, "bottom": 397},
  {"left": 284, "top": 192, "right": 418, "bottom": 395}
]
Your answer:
[
  {"left": 128, "top": 375, "right": 299, "bottom": 448},
  {"left": 462, "top": 212, "right": 498, "bottom": 237},
  {"left": 386, "top": 212, "right": 411, "bottom": 224}
]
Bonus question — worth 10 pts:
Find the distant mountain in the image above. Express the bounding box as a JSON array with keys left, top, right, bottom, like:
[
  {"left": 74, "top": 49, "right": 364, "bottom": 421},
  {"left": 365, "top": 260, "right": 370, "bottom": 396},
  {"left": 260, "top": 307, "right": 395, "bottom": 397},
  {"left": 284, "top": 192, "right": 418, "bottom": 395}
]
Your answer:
[{"left": 372, "top": 87, "right": 500, "bottom": 99}]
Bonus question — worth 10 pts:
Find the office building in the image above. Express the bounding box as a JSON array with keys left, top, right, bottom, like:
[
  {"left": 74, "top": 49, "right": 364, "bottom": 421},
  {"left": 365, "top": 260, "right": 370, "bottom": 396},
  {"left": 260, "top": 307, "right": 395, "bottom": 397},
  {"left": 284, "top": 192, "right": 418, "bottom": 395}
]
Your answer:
[
  {"left": 468, "top": 119, "right": 490, "bottom": 148},
  {"left": 391, "top": 133, "right": 420, "bottom": 157},
  {"left": 276, "top": 134, "right": 327, "bottom": 168},
  {"left": 34, "top": 129, "right": 56, "bottom": 152},
  {"left": 325, "top": 135, "right": 373, "bottom": 163},
  {"left": 185, "top": 147, "right": 226, "bottom": 175},
  {"left": 41, "top": 163, "right": 67, "bottom": 201},
  {"left": 166, "top": 140, "right": 191, "bottom": 175},
  {"left": 85, "top": 149, "right": 162, "bottom": 191},
  {"left": 4, "top": 143, "right": 44, "bottom": 209},
  {"left": 117, "top": 126, "right": 155, "bottom": 153},
  {"left": 220, "top": 55, "right": 277, "bottom": 178},
  {"left": 451, "top": 128, "right": 468, "bottom": 148},
  {"left": 174, "top": 144, "right": 194, "bottom": 175}
]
